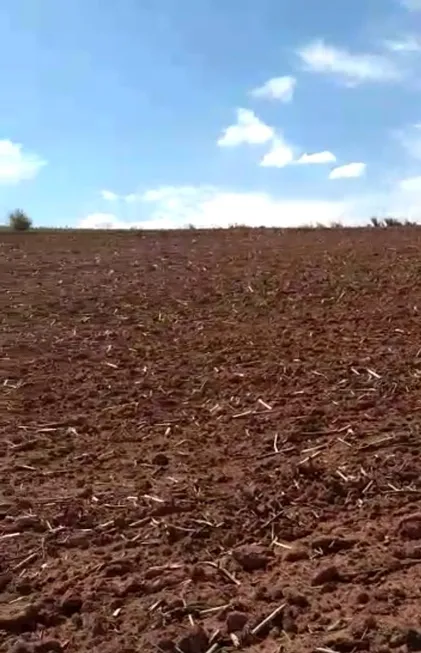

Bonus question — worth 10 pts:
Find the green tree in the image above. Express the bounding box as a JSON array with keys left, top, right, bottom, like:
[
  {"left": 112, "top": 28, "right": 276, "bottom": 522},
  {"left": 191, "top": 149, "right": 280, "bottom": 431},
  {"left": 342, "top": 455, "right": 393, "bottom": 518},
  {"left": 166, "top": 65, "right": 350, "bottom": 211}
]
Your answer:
[{"left": 8, "top": 209, "right": 32, "bottom": 231}]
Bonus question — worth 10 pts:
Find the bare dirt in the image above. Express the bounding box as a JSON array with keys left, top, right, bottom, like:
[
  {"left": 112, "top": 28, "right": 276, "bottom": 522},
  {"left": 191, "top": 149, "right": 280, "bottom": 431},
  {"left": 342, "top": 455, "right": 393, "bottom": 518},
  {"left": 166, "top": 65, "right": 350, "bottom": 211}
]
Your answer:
[{"left": 2, "top": 227, "right": 421, "bottom": 653}]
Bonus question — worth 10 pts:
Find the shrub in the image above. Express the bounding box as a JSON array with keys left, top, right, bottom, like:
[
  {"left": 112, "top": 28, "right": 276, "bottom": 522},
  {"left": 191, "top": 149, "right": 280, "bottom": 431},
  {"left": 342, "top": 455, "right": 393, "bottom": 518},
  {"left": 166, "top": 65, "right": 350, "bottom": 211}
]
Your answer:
[
  {"left": 384, "top": 217, "right": 403, "bottom": 227},
  {"left": 9, "top": 209, "right": 32, "bottom": 231}
]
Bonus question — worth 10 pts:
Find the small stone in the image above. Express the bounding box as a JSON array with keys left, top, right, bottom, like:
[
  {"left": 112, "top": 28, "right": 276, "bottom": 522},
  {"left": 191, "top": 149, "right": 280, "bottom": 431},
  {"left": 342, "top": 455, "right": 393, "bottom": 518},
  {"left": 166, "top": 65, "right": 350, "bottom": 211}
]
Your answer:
[
  {"left": 177, "top": 626, "right": 208, "bottom": 653},
  {"left": 232, "top": 544, "right": 272, "bottom": 571},
  {"left": 226, "top": 611, "right": 248, "bottom": 633},
  {"left": 311, "top": 564, "right": 341, "bottom": 586}
]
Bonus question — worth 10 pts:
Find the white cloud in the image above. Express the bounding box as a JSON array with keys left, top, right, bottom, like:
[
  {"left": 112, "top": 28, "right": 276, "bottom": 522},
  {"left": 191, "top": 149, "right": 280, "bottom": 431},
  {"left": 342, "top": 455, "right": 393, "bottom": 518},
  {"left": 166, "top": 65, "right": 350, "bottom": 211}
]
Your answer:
[
  {"left": 260, "top": 137, "right": 294, "bottom": 168},
  {"left": 0, "top": 140, "right": 46, "bottom": 184},
  {"left": 80, "top": 180, "right": 421, "bottom": 230},
  {"left": 79, "top": 185, "right": 349, "bottom": 229},
  {"left": 390, "top": 175, "right": 421, "bottom": 221},
  {"left": 384, "top": 35, "right": 421, "bottom": 52},
  {"left": 251, "top": 76, "right": 296, "bottom": 102},
  {"left": 217, "top": 108, "right": 274, "bottom": 147},
  {"left": 298, "top": 40, "right": 400, "bottom": 84},
  {"left": 398, "top": 175, "right": 421, "bottom": 191},
  {"left": 329, "top": 162, "right": 366, "bottom": 179},
  {"left": 296, "top": 151, "right": 337, "bottom": 165},
  {"left": 98, "top": 190, "right": 143, "bottom": 203},
  {"left": 400, "top": 0, "right": 421, "bottom": 10},
  {"left": 100, "top": 189, "right": 119, "bottom": 201},
  {"left": 79, "top": 212, "right": 129, "bottom": 229}
]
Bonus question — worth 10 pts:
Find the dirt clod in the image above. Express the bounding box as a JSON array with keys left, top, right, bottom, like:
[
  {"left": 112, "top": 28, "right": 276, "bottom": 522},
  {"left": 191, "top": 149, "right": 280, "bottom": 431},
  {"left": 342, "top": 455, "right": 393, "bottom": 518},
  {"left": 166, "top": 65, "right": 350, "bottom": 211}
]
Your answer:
[
  {"left": 406, "top": 629, "right": 421, "bottom": 651},
  {"left": 232, "top": 545, "right": 272, "bottom": 571},
  {"left": 226, "top": 611, "right": 248, "bottom": 632},
  {"left": 34, "top": 640, "right": 63, "bottom": 653},
  {"left": 60, "top": 594, "right": 83, "bottom": 617},
  {"left": 311, "top": 535, "right": 358, "bottom": 554},
  {"left": 10, "top": 640, "right": 35, "bottom": 653},
  {"left": 0, "top": 604, "right": 39, "bottom": 633},
  {"left": 311, "top": 564, "right": 341, "bottom": 586},
  {"left": 283, "top": 546, "right": 309, "bottom": 562},
  {"left": 152, "top": 453, "right": 169, "bottom": 467},
  {"left": 323, "top": 628, "right": 360, "bottom": 651},
  {"left": 398, "top": 514, "right": 421, "bottom": 540},
  {"left": 176, "top": 626, "right": 208, "bottom": 653}
]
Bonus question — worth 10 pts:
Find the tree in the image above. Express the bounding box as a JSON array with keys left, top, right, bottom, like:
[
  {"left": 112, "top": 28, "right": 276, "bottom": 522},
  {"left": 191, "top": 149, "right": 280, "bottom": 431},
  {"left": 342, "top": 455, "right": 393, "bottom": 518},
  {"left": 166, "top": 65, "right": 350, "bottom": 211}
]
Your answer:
[{"left": 8, "top": 209, "right": 32, "bottom": 231}]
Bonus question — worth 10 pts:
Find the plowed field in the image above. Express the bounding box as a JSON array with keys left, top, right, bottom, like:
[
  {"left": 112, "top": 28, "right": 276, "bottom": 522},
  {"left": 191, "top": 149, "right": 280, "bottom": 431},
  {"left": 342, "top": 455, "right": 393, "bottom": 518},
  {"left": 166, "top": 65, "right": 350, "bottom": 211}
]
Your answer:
[{"left": 2, "top": 227, "right": 421, "bottom": 653}]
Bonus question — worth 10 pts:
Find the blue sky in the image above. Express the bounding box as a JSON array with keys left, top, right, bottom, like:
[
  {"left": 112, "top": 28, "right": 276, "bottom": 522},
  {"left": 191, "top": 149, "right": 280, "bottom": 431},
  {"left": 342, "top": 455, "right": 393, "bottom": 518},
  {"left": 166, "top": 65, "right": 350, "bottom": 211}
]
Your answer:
[{"left": 1, "top": 0, "right": 421, "bottom": 227}]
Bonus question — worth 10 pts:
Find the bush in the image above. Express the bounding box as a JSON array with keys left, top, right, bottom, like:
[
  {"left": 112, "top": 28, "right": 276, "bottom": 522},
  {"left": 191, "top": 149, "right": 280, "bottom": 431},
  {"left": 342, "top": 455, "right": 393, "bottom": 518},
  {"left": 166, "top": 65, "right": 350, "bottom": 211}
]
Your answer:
[
  {"left": 383, "top": 217, "right": 403, "bottom": 227},
  {"left": 8, "top": 209, "right": 32, "bottom": 231}
]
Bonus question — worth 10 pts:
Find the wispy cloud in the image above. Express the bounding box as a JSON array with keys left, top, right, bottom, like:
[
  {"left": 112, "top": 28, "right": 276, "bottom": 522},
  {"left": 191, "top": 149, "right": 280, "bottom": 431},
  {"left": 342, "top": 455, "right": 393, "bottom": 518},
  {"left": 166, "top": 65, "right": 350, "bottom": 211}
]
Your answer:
[
  {"left": 0, "top": 140, "right": 46, "bottom": 184},
  {"left": 217, "top": 109, "right": 274, "bottom": 147},
  {"left": 99, "top": 189, "right": 142, "bottom": 203},
  {"left": 100, "top": 189, "right": 119, "bottom": 201},
  {"left": 400, "top": 0, "right": 421, "bottom": 10},
  {"left": 250, "top": 76, "right": 296, "bottom": 102},
  {"left": 329, "top": 162, "right": 366, "bottom": 179},
  {"left": 396, "top": 123, "right": 421, "bottom": 159},
  {"left": 298, "top": 40, "right": 401, "bottom": 85},
  {"left": 384, "top": 35, "right": 421, "bottom": 53},
  {"left": 296, "top": 151, "right": 337, "bottom": 165}
]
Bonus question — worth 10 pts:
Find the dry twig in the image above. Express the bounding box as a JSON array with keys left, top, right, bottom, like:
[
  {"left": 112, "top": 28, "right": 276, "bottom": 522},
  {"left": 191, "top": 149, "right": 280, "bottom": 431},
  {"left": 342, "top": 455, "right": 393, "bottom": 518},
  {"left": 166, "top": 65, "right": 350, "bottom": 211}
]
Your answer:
[
  {"left": 251, "top": 603, "right": 285, "bottom": 636},
  {"left": 203, "top": 561, "right": 240, "bottom": 586},
  {"left": 12, "top": 551, "right": 37, "bottom": 572}
]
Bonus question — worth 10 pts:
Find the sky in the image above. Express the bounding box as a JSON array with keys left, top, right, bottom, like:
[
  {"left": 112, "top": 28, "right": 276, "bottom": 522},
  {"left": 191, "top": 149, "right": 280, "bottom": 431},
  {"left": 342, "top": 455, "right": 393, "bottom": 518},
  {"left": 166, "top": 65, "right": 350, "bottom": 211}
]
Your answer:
[{"left": 1, "top": 0, "right": 421, "bottom": 228}]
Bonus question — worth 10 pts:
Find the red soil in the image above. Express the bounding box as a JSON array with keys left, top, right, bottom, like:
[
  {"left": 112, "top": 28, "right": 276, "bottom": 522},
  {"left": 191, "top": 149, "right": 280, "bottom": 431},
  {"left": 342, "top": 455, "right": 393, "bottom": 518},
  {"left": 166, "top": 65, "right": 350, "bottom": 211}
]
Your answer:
[{"left": 2, "top": 227, "right": 421, "bottom": 653}]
